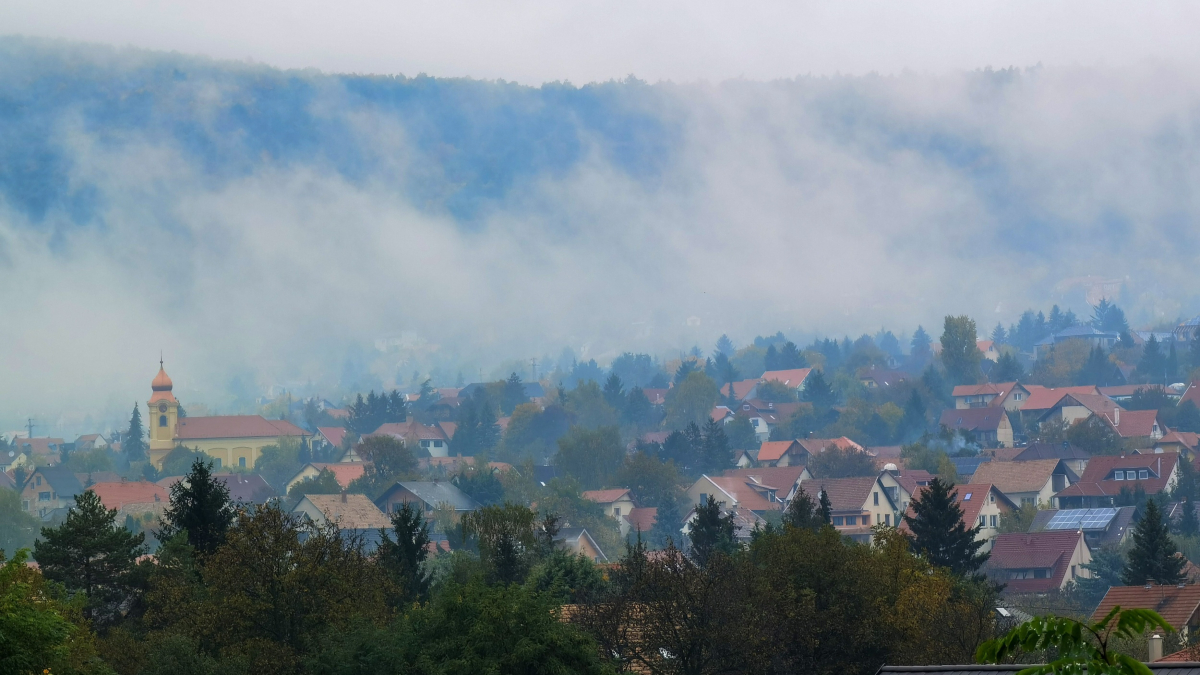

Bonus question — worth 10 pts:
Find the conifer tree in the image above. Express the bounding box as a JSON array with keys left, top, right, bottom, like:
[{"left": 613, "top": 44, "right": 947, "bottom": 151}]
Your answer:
[
  {"left": 377, "top": 501, "right": 431, "bottom": 605},
  {"left": 688, "top": 498, "right": 737, "bottom": 567},
  {"left": 158, "top": 457, "right": 236, "bottom": 558},
  {"left": 1122, "top": 500, "right": 1185, "bottom": 585},
  {"left": 801, "top": 369, "right": 837, "bottom": 409},
  {"left": 124, "top": 402, "right": 147, "bottom": 461},
  {"left": 501, "top": 373, "right": 527, "bottom": 415},
  {"left": 903, "top": 478, "right": 987, "bottom": 578},
  {"left": 783, "top": 486, "right": 825, "bottom": 531},
  {"left": 1179, "top": 499, "right": 1199, "bottom": 538},
  {"left": 817, "top": 488, "right": 832, "bottom": 524},
  {"left": 1139, "top": 336, "right": 1165, "bottom": 384},
  {"left": 911, "top": 326, "right": 932, "bottom": 356},
  {"left": 603, "top": 372, "right": 626, "bottom": 411},
  {"left": 701, "top": 417, "right": 731, "bottom": 474},
  {"left": 33, "top": 490, "right": 145, "bottom": 623},
  {"left": 477, "top": 393, "right": 502, "bottom": 452}
]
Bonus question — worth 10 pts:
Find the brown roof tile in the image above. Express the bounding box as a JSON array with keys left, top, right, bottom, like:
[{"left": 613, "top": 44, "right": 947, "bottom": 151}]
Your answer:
[
  {"left": 582, "top": 489, "right": 631, "bottom": 504},
  {"left": 811, "top": 476, "right": 880, "bottom": 512},
  {"left": 298, "top": 493, "right": 392, "bottom": 529},
  {"left": 756, "top": 440, "right": 801, "bottom": 462},
  {"left": 1021, "top": 386, "right": 1100, "bottom": 411},
  {"left": 1092, "top": 584, "right": 1200, "bottom": 629},
  {"left": 1057, "top": 452, "right": 1178, "bottom": 498},
  {"left": 972, "top": 459, "right": 1061, "bottom": 494},
  {"left": 989, "top": 531, "right": 1085, "bottom": 593},
  {"left": 89, "top": 481, "right": 169, "bottom": 510},
  {"left": 939, "top": 408, "right": 1008, "bottom": 432}
]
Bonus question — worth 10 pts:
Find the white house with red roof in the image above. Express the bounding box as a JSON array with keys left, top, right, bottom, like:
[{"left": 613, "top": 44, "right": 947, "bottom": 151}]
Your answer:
[
  {"left": 1055, "top": 451, "right": 1180, "bottom": 508},
  {"left": 370, "top": 421, "right": 452, "bottom": 457},
  {"left": 760, "top": 368, "right": 812, "bottom": 392},
  {"left": 582, "top": 488, "right": 638, "bottom": 535},
  {"left": 1100, "top": 408, "right": 1167, "bottom": 444},
  {"left": 809, "top": 475, "right": 901, "bottom": 543},
  {"left": 901, "top": 483, "right": 1016, "bottom": 552},
  {"left": 687, "top": 474, "right": 785, "bottom": 514}
]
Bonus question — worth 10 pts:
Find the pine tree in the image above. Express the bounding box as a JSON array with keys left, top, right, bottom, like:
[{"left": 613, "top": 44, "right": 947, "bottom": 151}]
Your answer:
[
  {"left": 603, "top": 372, "right": 625, "bottom": 411},
  {"left": 158, "top": 457, "right": 236, "bottom": 558},
  {"left": 1191, "top": 329, "right": 1200, "bottom": 371},
  {"left": 991, "top": 323, "right": 1007, "bottom": 344},
  {"left": 501, "top": 373, "right": 527, "bottom": 415},
  {"left": 817, "top": 488, "right": 832, "bottom": 524},
  {"left": 783, "top": 486, "right": 825, "bottom": 531},
  {"left": 377, "top": 501, "right": 431, "bottom": 605},
  {"left": 903, "top": 478, "right": 988, "bottom": 578},
  {"left": 476, "top": 393, "right": 502, "bottom": 453},
  {"left": 764, "top": 345, "right": 779, "bottom": 371},
  {"left": 801, "top": 369, "right": 837, "bottom": 409},
  {"left": 701, "top": 417, "right": 731, "bottom": 474},
  {"left": 124, "top": 403, "right": 147, "bottom": 461},
  {"left": 1167, "top": 343, "right": 1180, "bottom": 384},
  {"left": 649, "top": 497, "right": 683, "bottom": 549},
  {"left": 715, "top": 334, "right": 735, "bottom": 358},
  {"left": 911, "top": 326, "right": 932, "bottom": 355},
  {"left": 688, "top": 498, "right": 737, "bottom": 567},
  {"left": 901, "top": 390, "right": 927, "bottom": 440},
  {"left": 991, "top": 351, "right": 1024, "bottom": 383},
  {"left": 1139, "top": 336, "right": 1165, "bottom": 384},
  {"left": 33, "top": 489, "right": 145, "bottom": 623},
  {"left": 1122, "top": 500, "right": 1185, "bottom": 585}
]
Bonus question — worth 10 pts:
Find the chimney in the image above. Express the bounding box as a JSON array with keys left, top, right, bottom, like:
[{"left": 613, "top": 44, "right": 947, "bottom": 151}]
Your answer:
[{"left": 1149, "top": 634, "right": 1163, "bottom": 662}]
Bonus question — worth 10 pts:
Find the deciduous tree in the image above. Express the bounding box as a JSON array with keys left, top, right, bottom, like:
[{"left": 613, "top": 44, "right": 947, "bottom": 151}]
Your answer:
[{"left": 940, "top": 315, "right": 983, "bottom": 385}]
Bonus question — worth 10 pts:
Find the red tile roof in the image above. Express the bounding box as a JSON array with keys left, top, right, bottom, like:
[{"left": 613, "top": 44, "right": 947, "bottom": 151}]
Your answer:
[
  {"left": 1161, "top": 431, "right": 1200, "bottom": 451},
  {"left": 12, "top": 438, "right": 65, "bottom": 456},
  {"left": 810, "top": 476, "right": 880, "bottom": 513},
  {"left": 176, "top": 416, "right": 308, "bottom": 440},
  {"left": 704, "top": 476, "right": 782, "bottom": 511},
  {"left": 1056, "top": 452, "right": 1178, "bottom": 498},
  {"left": 641, "top": 389, "right": 668, "bottom": 405},
  {"left": 316, "top": 426, "right": 347, "bottom": 447},
  {"left": 625, "top": 507, "right": 657, "bottom": 533},
  {"left": 939, "top": 408, "right": 1008, "bottom": 432},
  {"left": 719, "top": 379, "right": 759, "bottom": 401},
  {"left": 760, "top": 368, "right": 812, "bottom": 388},
  {"left": 952, "top": 382, "right": 1017, "bottom": 400},
  {"left": 972, "top": 459, "right": 1061, "bottom": 495},
  {"left": 1102, "top": 409, "right": 1163, "bottom": 439},
  {"left": 711, "top": 406, "right": 733, "bottom": 422},
  {"left": 756, "top": 440, "right": 801, "bottom": 462},
  {"left": 1180, "top": 383, "right": 1200, "bottom": 408},
  {"left": 370, "top": 421, "right": 448, "bottom": 441},
  {"left": 582, "top": 489, "right": 631, "bottom": 504},
  {"left": 308, "top": 463, "right": 366, "bottom": 489},
  {"left": 1058, "top": 393, "right": 1122, "bottom": 417},
  {"left": 724, "top": 466, "right": 809, "bottom": 495},
  {"left": 1099, "top": 384, "right": 1170, "bottom": 398},
  {"left": 1021, "top": 386, "right": 1101, "bottom": 411},
  {"left": 989, "top": 531, "right": 1086, "bottom": 593},
  {"left": 89, "top": 480, "right": 169, "bottom": 510},
  {"left": 901, "top": 483, "right": 1012, "bottom": 534},
  {"left": 1092, "top": 584, "right": 1200, "bottom": 629},
  {"left": 795, "top": 437, "right": 863, "bottom": 455}
]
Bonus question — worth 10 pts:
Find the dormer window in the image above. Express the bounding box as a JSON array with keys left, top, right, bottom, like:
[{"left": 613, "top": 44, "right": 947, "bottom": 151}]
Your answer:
[
  {"left": 1139, "top": 469, "right": 1149, "bottom": 480},
  {"left": 1113, "top": 471, "right": 1124, "bottom": 480}
]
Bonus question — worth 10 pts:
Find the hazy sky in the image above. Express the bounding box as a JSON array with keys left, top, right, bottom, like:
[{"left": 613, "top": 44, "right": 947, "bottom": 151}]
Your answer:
[{"left": 3, "top": 1, "right": 1200, "bottom": 84}]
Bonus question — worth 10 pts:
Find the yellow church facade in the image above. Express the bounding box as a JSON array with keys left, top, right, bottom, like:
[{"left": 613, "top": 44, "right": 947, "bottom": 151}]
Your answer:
[{"left": 147, "top": 365, "right": 311, "bottom": 471}]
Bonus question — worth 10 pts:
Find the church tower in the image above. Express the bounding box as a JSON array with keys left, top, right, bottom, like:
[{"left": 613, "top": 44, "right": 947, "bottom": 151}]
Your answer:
[{"left": 148, "top": 360, "right": 179, "bottom": 468}]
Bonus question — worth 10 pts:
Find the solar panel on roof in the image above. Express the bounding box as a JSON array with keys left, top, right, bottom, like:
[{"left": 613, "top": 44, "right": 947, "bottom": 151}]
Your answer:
[{"left": 1045, "top": 508, "right": 1118, "bottom": 531}]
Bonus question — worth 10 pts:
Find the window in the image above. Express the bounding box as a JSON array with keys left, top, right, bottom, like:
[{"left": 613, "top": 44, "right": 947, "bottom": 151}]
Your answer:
[
  {"left": 239, "top": 457, "right": 247, "bottom": 468},
  {"left": 990, "top": 515, "right": 997, "bottom": 527},
  {"left": 36, "top": 476, "right": 42, "bottom": 486},
  {"left": 1033, "top": 569, "right": 1049, "bottom": 579},
  {"left": 874, "top": 492, "right": 879, "bottom": 506},
  {"left": 833, "top": 516, "right": 844, "bottom": 526},
  {"left": 159, "top": 415, "right": 167, "bottom": 427},
  {"left": 1071, "top": 565, "right": 1077, "bottom": 578},
  {"left": 886, "top": 486, "right": 898, "bottom": 501},
  {"left": 1139, "top": 470, "right": 1149, "bottom": 480},
  {"left": 434, "top": 440, "right": 444, "bottom": 448},
  {"left": 979, "top": 515, "right": 986, "bottom": 527},
  {"left": 1114, "top": 471, "right": 1124, "bottom": 480},
  {"left": 846, "top": 516, "right": 857, "bottom": 526},
  {"left": 963, "top": 492, "right": 973, "bottom": 501},
  {"left": 885, "top": 514, "right": 891, "bottom": 526},
  {"left": 613, "top": 507, "right": 621, "bottom": 516},
  {"left": 21, "top": 500, "right": 28, "bottom": 511},
  {"left": 700, "top": 493, "right": 708, "bottom": 505},
  {"left": 39, "top": 491, "right": 50, "bottom": 501}
]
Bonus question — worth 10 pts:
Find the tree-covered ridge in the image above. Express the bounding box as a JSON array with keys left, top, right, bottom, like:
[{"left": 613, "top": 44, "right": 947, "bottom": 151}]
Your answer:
[{"left": 0, "top": 36, "right": 679, "bottom": 224}]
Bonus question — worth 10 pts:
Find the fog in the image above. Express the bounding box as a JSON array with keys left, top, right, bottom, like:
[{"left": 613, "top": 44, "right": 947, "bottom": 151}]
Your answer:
[{"left": 2, "top": 39, "right": 1200, "bottom": 435}]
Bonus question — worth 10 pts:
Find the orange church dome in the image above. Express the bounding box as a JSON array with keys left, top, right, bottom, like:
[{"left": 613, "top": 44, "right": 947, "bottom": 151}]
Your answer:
[{"left": 152, "top": 366, "right": 173, "bottom": 391}]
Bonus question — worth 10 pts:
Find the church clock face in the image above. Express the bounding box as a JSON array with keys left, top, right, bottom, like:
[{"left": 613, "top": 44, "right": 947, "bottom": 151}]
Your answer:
[{"left": 158, "top": 402, "right": 168, "bottom": 413}]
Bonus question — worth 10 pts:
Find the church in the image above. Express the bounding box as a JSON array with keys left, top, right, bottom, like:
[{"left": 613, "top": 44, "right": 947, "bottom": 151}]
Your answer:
[{"left": 147, "top": 363, "right": 310, "bottom": 470}]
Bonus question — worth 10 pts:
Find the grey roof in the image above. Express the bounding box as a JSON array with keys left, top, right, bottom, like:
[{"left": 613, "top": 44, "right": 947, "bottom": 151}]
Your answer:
[
  {"left": 31, "top": 466, "right": 84, "bottom": 496},
  {"left": 879, "top": 665, "right": 1200, "bottom": 674},
  {"left": 387, "top": 481, "right": 479, "bottom": 511},
  {"left": 1036, "top": 325, "right": 1121, "bottom": 346},
  {"left": 1014, "top": 442, "right": 1091, "bottom": 462}
]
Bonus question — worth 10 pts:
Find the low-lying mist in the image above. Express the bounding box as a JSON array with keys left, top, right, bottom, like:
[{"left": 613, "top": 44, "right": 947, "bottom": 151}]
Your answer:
[{"left": 2, "top": 38, "right": 1199, "bottom": 433}]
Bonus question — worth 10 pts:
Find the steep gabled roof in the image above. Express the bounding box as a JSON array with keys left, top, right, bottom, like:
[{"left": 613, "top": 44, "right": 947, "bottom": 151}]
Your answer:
[
  {"left": 756, "top": 440, "right": 801, "bottom": 462},
  {"left": 307, "top": 463, "right": 366, "bottom": 489},
  {"left": 1021, "top": 386, "right": 1100, "bottom": 411},
  {"left": 760, "top": 368, "right": 812, "bottom": 388},
  {"left": 901, "top": 483, "right": 1014, "bottom": 534},
  {"left": 810, "top": 476, "right": 884, "bottom": 513},
  {"left": 297, "top": 494, "right": 392, "bottom": 529},
  {"left": 989, "top": 531, "right": 1086, "bottom": 593},
  {"left": 14, "top": 438, "right": 65, "bottom": 456},
  {"left": 383, "top": 481, "right": 480, "bottom": 511},
  {"left": 176, "top": 416, "right": 308, "bottom": 440},
  {"left": 582, "top": 488, "right": 631, "bottom": 504},
  {"left": 795, "top": 437, "right": 863, "bottom": 455},
  {"left": 89, "top": 481, "right": 168, "bottom": 510},
  {"left": 316, "top": 426, "right": 347, "bottom": 447},
  {"left": 939, "top": 408, "right": 1008, "bottom": 432},
  {"left": 1092, "top": 584, "right": 1200, "bottom": 629},
  {"left": 1056, "top": 393, "right": 1122, "bottom": 417},
  {"left": 719, "top": 379, "right": 760, "bottom": 401},
  {"left": 370, "top": 421, "right": 449, "bottom": 442},
  {"left": 1056, "top": 452, "right": 1179, "bottom": 498},
  {"left": 1014, "top": 443, "right": 1091, "bottom": 462},
  {"left": 1102, "top": 409, "right": 1163, "bottom": 438},
  {"left": 28, "top": 466, "right": 82, "bottom": 496},
  {"left": 625, "top": 507, "right": 657, "bottom": 533},
  {"left": 723, "top": 466, "right": 809, "bottom": 495},
  {"left": 702, "top": 476, "right": 782, "bottom": 511},
  {"left": 971, "top": 459, "right": 1062, "bottom": 495},
  {"left": 1181, "top": 383, "right": 1200, "bottom": 408},
  {"left": 952, "top": 382, "right": 1018, "bottom": 400}
]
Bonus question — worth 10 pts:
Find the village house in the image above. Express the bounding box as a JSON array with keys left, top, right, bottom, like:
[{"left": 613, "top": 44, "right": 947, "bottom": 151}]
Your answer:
[
  {"left": 374, "top": 480, "right": 480, "bottom": 516},
  {"left": 1011, "top": 442, "right": 1091, "bottom": 475},
  {"left": 1028, "top": 506, "right": 1137, "bottom": 550},
  {"left": 810, "top": 475, "right": 900, "bottom": 544},
  {"left": 753, "top": 440, "right": 806, "bottom": 468},
  {"left": 1101, "top": 408, "right": 1167, "bottom": 446},
  {"left": 370, "top": 420, "right": 453, "bottom": 457},
  {"left": 623, "top": 507, "right": 658, "bottom": 536},
  {"left": 1055, "top": 452, "right": 1180, "bottom": 509},
  {"left": 682, "top": 504, "right": 767, "bottom": 544},
  {"left": 720, "top": 379, "right": 760, "bottom": 402},
  {"left": 1157, "top": 430, "right": 1200, "bottom": 458},
  {"left": 987, "top": 530, "right": 1092, "bottom": 593},
  {"left": 285, "top": 462, "right": 367, "bottom": 495},
  {"left": 687, "top": 474, "right": 784, "bottom": 513},
  {"left": 858, "top": 368, "right": 908, "bottom": 390},
  {"left": 972, "top": 458, "right": 1076, "bottom": 507},
  {"left": 20, "top": 466, "right": 82, "bottom": 519},
  {"left": 881, "top": 467, "right": 934, "bottom": 512},
  {"left": 938, "top": 407, "right": 1015, "bottom": 447},
  {"left": 722, "top": 466, "right": 812, "bottom": 504},
  {"left": 1099, "top": 384, "right": 1175, "bottom": 404},
  {"left": 12, "top": 437, "right": 66, "bottom": 465},
  {"left": 294, "top": 493, "right": 392, "bottom": 530},
  {"left": 1034, "top": 326, "right": 1120, "bottom": 359},
  {"left": 1038, "top": 393, "right": 1122, "bottom": 428},
  {"left": 312, "top": 426, "right": 353, "bottom": 461},
  {"left": 582, "top": 488, "right": 638, "bottom": 536},
  {"left": 976, "top": 340, "right": 1001, "bottom": 362},
  {"left": 89, "top": 480, "right": 169, "bottom": 523},
  {"left": 952, "top": 382, "right": 1031, "bottom": 411},
  {"left": 146, "top": 364, "right": 311, "bottom": 469},
  {"left": 1018, "top": 385, "right": 1101, "bottom": 424},
  {"left": 554, "top": 528, "right": 608, "bottom": 563},
  {"left": 760, "top": 368, "right": 812, "bottom": 393},
  {"left": 158, "top": 472, "right": 276, "bottom": 504},
  {"left": 1092, "top": 585, "right": 1200, "bottom": 638},
  {"left": 73, "top": 434, "right": 110, "bottom": 452}
]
